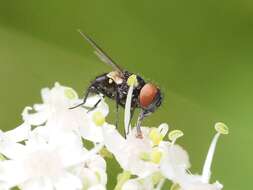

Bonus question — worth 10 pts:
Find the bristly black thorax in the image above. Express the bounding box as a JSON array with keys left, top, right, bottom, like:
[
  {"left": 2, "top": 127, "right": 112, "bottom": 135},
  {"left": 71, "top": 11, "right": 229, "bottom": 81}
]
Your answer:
[{"left": 90, "top": 70, "right": 146, "bottom": 108}]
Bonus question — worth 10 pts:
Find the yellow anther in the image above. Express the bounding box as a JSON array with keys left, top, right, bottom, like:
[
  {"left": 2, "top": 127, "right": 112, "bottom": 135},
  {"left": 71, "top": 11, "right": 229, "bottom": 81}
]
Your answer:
[
  {"left": 149, "top": 128, "right": 163, "bottom": 146},
  {"left": 64, "top": 88, "right": 78, "bottom": 99},
  {"left": 168, "top": 130, "right": 184, "bottom": 142},
  {"left": 92, "top": 111, "right": 105, "bottom": 126},
  {"left": 215, "top": 122, "right": 229, "bottom": 135},
  {"left": 127, "top": 74, "right": 138, "bottom": 87},
  {"left": 150, "top": 149, "right": 163, "bottom": 164}
]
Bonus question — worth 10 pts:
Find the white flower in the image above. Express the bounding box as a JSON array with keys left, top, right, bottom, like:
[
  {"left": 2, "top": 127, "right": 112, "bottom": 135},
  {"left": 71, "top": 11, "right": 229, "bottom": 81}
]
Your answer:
[
  {"left": 0, "top": 128, "right": 89, "bottom": 190},
  {"left": 22, "top": 82, "right": 109, "bottom": 144},
  {"left": 103, "top": 125, "right": 164, "bottom": 177},
  {"left": 22, "top": 82, "right": 85, "bottom": 131}
]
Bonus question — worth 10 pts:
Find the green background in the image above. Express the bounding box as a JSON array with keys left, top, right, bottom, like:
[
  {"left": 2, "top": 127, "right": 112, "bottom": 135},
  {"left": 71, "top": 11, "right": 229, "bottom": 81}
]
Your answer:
[{"left": 0, "top": 0, "right": 252, "bottom": 189}]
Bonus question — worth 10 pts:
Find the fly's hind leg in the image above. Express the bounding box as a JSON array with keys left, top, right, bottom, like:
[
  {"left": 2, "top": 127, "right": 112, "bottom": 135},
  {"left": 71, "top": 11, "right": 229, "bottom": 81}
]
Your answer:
[
  {"left": 135, "top": 109, "right": 148, "bottom": 138},
  {"left": 115, "top": 91, "right": 120, "bottom": 129}
]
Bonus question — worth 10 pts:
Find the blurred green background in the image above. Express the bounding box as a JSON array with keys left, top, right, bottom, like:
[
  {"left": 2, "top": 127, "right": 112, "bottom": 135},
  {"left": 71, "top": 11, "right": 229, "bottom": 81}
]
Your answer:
[{"left": 0, "top": 0, "right": 252, "bottom": 189}]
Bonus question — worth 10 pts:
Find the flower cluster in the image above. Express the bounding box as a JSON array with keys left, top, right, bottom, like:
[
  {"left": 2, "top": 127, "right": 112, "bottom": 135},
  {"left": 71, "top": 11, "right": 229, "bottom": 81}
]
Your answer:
[{"left": 0, "top": 78, "right": 229, "bottom": 190}]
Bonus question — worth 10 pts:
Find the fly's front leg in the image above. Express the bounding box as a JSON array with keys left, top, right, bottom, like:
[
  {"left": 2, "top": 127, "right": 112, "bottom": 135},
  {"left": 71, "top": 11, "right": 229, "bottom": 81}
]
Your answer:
[
  {"left": 69, "top": 85, "right": 97, "bottom": 109},
  {"left": 86, "top": 97, "right": 103, "bottom": 113}
]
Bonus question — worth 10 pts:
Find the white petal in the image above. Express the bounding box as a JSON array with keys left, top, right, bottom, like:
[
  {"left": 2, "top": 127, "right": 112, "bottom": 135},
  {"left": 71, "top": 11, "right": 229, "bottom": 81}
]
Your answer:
[
  {"left": 5, "top": 123, "right": 31, "bottom": 142},
  {"left": 122, "top": 179, "right": 142, "bottom": 190},
  {"left": 88, "top": 184, "right": 106, "bottom": 190},
  {"left": 0, "top": 142, "right": 26, "bottom": 160},
  {"left": 0, "top": 160, "right": 28, "bottom": 187},
  {"left": 86, "top": 155, "right": 106, "bottom": 171},
  {"left": 20, "top": 178, "right": 54, "bottom": 190},
  {"left": 160, "top": 144, "right": 190, "bottom": 182},
  {"left": 41, "top": 88, "right": 51, "bottom": 104},
  {"left": 80, "top": 121, "right": 104, "bottom": 143},
  {"left": 22, "top": 107, "right": 48, "bottom": 126},
  {"left": 54, "top": 172, "right": 82, "bottom": 190}
]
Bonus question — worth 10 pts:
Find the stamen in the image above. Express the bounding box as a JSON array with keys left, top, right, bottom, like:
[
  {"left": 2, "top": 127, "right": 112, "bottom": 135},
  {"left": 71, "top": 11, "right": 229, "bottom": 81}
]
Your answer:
[
  {"left": 124, "top": 75, "right": 138, "bottom": 136},
  {"left": 201, "top": 122, "right": 229, "bottom": 183},
  {"left": 168, "top": 130, "right": 184, "bottom": 144},
  {"left": 127, "top": 75, "right": 138, "bottom": 87},
  {"left": 158, "top": 123, "right": 169, "bottom": 137}
]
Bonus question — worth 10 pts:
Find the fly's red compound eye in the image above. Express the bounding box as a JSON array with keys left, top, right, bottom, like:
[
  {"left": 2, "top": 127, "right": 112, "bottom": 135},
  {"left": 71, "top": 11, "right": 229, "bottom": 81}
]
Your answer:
[{"left": 139, "top": 83, "right": 158, "bottom": 108}]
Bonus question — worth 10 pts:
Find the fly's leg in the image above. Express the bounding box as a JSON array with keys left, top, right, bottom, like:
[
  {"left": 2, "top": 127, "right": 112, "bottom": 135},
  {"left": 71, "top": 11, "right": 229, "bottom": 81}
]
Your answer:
[
  {"left": 115, "top": 91, "right": 120, "bottom": 129},
  {"left": 69, "top": 85, "right": 97, "bottom": 109},
  {"left": 86, "top": 97, "right": 103, "bottom": 113},
  {"left": 135, "top": 109, "right": 147, "bottom": 138}
]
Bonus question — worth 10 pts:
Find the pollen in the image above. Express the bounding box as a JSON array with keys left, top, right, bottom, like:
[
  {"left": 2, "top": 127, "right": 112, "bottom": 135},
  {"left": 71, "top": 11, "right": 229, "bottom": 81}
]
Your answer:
[
  {"left": 149, "top": 128, "right": 163, "bottom": 146},
  {"left": 127, "top": 74, "right": 138, "bottom": 87},
  {"left": 92, "top": 111, "right": 105, "bottom": 126}
]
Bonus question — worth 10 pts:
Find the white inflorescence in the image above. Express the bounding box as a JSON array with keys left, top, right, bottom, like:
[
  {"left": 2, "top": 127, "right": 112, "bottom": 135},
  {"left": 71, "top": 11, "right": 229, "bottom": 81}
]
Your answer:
[{"left": 0, "top": 82, "right": 229, "bottom": 190}]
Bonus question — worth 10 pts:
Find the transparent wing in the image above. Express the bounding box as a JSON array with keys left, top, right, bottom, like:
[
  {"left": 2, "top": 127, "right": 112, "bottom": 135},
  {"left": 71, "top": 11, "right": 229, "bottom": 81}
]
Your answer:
[{"left": 77, "top": 29, "right": 123, "bottom": 73}]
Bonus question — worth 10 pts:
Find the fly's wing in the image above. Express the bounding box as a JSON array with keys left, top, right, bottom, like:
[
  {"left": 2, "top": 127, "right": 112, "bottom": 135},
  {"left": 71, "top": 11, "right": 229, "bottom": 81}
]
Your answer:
[{"left": 77, "top": 29, "right": 123, "bottom": 75}]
